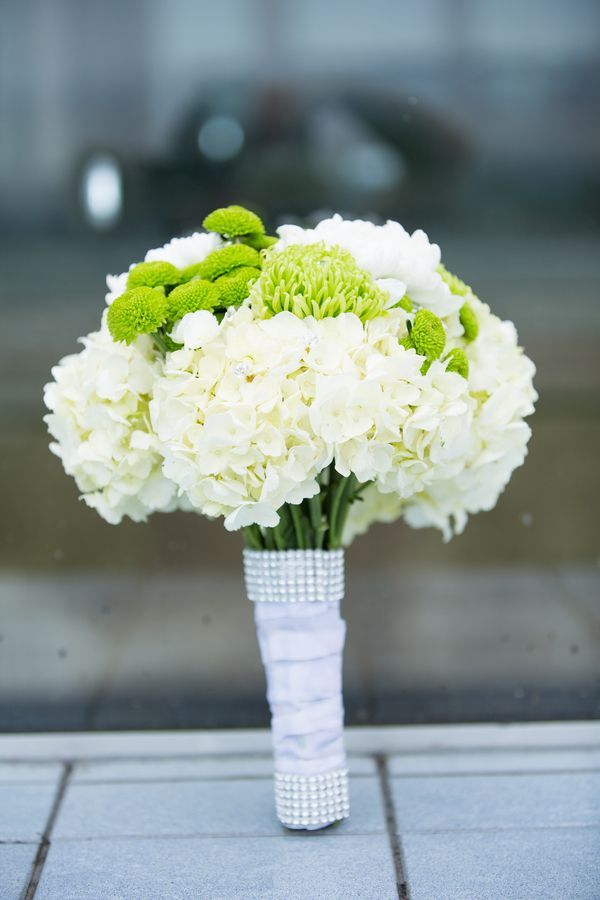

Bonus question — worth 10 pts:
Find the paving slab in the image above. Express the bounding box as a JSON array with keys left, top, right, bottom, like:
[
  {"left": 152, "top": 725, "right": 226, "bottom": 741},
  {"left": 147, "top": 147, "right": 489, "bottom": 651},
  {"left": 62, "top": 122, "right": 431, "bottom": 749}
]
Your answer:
[
  {"left": 53, "top": 776, "right": 386, "bottom": 839},
  {"left": 0, "top": 761, "right": 63, "bottom": 784},
  {"left": 0, "top": 783, "right": 58, "bottom": 841},
  {"left": 402, "top": 827, "right": 600, "bottom": 900},
  {"left": 392, "top": 771, "right": 600, "bottom": 832},
  {"left": 0, "top": 843, "right": 38, "bottom": 900},
  {"left": 36, "top": 834, "right": 398, "bottom": 900},
  {"left": 71, "top": 754, "right": 376, "bottom": 783},
  {"left": 388, "top": 747, "right": 600, "bottom": 776}
]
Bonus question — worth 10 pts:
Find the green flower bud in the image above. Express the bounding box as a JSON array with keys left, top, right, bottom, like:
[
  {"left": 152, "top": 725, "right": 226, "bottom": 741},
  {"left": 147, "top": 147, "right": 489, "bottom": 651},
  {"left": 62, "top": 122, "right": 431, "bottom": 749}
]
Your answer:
[
  {"left": 243, "top": 233, "right": 278, "bottom": 251},
  {"left": 193, "top": 244, "right": 262, "bottom": 281},
  {"left": 107, "top": 287, "right": 168, "bottom": 344},
  {"left": 167, "top": 280, "right": 221, "bottom": 322},
  {"left": 127, "top": 260, "right": 182, "bottom": 289},
  {"left": 459, "top": 302, "right": 479, "bottom": 342},
  {"left": 215, "top": 266, "right": 261, "bottom": 307},
  {"left": 445, "top": 347, "right": 469, "bottom": 379},
  {"left": 203, "top": 205, "right": 265, "bottom": 238},
  {"left": 438, "top": 263, "right": 470, "bottom": 297},
  {"left": 410, "top": 309, "right": 446, "bottom": 360}
]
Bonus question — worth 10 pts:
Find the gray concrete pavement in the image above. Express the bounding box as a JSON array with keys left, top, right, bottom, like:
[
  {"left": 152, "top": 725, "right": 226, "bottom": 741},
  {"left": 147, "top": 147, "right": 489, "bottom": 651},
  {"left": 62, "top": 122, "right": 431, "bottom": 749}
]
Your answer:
[{"left": 1, "top": 724, "right": 599, "bottom": 899}]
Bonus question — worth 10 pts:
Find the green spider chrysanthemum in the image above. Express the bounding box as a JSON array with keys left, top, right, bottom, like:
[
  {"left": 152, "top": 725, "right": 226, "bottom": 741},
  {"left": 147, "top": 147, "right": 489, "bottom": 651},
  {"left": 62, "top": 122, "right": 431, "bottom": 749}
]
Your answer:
[
  {"left": 188, "top": 244, "right": 262, "bottom": 282},
  {"left": 445, "top": 347, "right": 469, "bottom": 379},
  {"left": 410, "top": 309, "right": 446, "bottom": 360},
  {"left": 166, "top": 280, "right": 221, "bottom": 322},
  {"left": 251, "top": 242, "right": 388, "bottom": 322},
  {"left": 438, "top": 263, "right": 470, "bottom": 297},
  {"left": 127, "top": 260, "right": 182, "bottom": 290},
  {"left": 203, "top": 205, "right": 264, "bottom": 238},
  {"left": 459, "top": 302, "right": 479, "bottom": 342},
  {"left": 107, "top": 287, "right": 168, "bottom": 344},
  {"left": 215, "top": 266, "right": 261, "bottom": 307}
]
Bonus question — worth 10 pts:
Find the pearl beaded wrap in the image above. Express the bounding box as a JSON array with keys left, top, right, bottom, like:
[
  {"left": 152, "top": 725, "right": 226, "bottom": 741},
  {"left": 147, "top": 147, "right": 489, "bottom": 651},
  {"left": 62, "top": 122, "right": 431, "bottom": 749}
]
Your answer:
[{"left": 244, "top": 549, "right": 349, "bottom": 830}]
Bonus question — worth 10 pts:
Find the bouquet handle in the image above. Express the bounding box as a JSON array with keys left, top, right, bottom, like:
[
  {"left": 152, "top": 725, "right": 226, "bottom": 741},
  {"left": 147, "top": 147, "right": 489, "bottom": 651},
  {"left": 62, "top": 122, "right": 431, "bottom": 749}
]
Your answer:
[{"left": 244, "top": 549, "right": 349, "bottom": 830}]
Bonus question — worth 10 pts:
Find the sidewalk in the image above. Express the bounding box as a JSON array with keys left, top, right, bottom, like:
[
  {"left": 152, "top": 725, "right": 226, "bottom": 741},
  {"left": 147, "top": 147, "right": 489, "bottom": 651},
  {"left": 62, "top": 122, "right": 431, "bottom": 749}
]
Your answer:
[{"left": 2, "top": 723, "right": 599, "bottom": 899}]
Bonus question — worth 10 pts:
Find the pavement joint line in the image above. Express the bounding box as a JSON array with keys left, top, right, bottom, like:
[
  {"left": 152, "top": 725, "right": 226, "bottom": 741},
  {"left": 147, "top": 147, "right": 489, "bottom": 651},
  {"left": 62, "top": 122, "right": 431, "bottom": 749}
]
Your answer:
[
  {"left": 23, "top": 761, "right": 72, "bottom": 900},
  {"left": 48, "top": 830, "right": 388, "bottom": 843},
  {"left": 67, "top": 773, "right": 377, "bottom": 785},
  {"left": 389, "top": 767, "right": 600, "bottom": 778},
  {"left": 392, "top": 824, "right": 600, "bottom": 835},
  {"left": 376, "top": 754, "right": 411, "bottom": 900}
]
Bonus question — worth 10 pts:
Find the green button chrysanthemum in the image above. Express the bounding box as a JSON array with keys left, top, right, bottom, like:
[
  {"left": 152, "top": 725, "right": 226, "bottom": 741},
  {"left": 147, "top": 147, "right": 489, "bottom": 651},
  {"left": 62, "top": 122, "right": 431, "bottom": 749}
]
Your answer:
[
  {"left": 127, "top": 260, "right": 182, "bottom": 290},
  {"left": 243, "top": 233, "right": 278, "bottom": 251},
  {"left": 107, "top": 287, "right": 168, "bottom": 344},
  {"left": 445, "top": 347, "right": 469, "bottom": 379},
  {"left": 410, "top": 309, "right": 446, "bottom": 360},
  {"left": 251, "top": 242, "right": 388, "bottom": 323},
  {"left": 438, "top": 263, "right": 470, "bottom": 297},
  {"left": 167, "top": 280, "right": 221, "bottom": 322},
  {"left": 189, "top": 244, "right": 262, "bottom": 282},
  {"left": 215, "top": 266, "right": 261, "bottom": 307},
  {"left": 459, "top": 302, "right": 479, "bottom": 342},
  {"left": 203, "top": 205, "right": 264, "bottom": 238}
]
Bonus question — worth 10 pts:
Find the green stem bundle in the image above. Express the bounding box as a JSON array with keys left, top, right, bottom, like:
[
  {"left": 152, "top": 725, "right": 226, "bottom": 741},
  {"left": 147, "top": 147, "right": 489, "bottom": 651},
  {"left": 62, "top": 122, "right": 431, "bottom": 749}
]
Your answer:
[{"left": 242, "top": 464, "right": 369, "bottom": 551}]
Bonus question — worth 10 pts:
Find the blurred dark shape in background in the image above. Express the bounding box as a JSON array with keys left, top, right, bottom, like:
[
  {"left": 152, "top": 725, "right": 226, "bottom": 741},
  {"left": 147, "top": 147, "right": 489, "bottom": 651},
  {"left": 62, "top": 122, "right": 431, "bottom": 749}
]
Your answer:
[
  {"left": 73, "top": 83, "right": 470, "bottom": 234},
  {"left": 0, "top": 0, "right": 599, "bottom": 732}
]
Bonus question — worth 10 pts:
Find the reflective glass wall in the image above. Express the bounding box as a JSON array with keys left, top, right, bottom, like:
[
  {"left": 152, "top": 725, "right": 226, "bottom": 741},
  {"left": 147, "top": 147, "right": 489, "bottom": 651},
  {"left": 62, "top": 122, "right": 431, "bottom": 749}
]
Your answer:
[{"left": 1, "top": 0, "right": 599, "bottom": 730}]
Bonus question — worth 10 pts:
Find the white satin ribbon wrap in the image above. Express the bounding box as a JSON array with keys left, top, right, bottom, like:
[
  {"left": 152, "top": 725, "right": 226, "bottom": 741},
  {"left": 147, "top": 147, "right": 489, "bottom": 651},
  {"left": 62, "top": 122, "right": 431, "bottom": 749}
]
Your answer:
[
  {"left": 244, "top": 549, "right": 349, "bottom": 829},
  {"left": 254, "top": 599, "right": 346, "bottom": 775}
]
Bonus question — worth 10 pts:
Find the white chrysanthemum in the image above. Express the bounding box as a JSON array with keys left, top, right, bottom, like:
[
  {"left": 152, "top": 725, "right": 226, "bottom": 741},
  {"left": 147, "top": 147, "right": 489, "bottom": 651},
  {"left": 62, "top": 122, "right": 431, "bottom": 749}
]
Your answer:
[
  {"left": 276, "top": 214, "right": 460, "bottom": 317},
  {"left": 150, "top": 306, "right": 475, "bottom": 530},
  {"left": 144, "top": 231, "right": 222, "bottom": 268},
  {"left": 104, "top": 232, "right": 223, "bottom": 305},
  {"left": 43, "top": 315, "right": 178, "bottom": 524}
]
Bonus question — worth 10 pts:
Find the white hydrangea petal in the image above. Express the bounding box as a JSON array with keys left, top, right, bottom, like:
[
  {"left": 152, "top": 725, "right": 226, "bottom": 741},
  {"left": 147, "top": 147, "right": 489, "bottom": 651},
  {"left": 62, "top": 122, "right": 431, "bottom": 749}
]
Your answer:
[{"left": 170, "top": 311, "right": 220, "bottom": 350}]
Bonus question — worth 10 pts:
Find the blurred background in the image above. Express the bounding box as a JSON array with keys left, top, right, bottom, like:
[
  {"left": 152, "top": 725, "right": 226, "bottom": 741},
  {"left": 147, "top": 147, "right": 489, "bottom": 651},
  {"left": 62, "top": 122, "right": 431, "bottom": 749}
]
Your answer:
[{"left": 1, "top": 0, "right": 599, "bottom": 732}]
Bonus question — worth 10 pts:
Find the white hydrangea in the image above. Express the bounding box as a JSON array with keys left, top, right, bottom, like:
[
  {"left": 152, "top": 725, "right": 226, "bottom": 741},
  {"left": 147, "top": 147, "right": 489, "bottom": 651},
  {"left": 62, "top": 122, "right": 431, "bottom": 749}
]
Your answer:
[
  {"left": 343, "top": 484, "right": 403, "bottom": 546},
  {"left": 341, "top": 296, "right": 537, "bottom": 541},
  {"left": 150, "top": 306, "right": 475, "bottom": 530},
  {"left": 105, "top": 231, "right": 223, "bottom": 304},
  {"left": 43, "top": 315, "right": 179, "bottom": 524},
  {"left": 403, "top": 296, "right": 537, "bottom": 539}
]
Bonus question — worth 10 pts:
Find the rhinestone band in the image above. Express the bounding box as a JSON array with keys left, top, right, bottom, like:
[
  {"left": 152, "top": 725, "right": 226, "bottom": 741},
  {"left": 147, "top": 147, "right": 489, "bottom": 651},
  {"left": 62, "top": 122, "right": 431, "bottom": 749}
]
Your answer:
[
  {"left": 244, "top": 549, "right": 344, "bottom": 603},
  {"left": 275, "top": 768, "right": 350, "bottom": 829}
]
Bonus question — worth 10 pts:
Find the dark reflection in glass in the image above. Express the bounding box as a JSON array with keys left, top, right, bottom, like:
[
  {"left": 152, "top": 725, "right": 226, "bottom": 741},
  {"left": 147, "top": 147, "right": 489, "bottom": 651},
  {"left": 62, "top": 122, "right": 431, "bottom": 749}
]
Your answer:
[{"left": 0, "top": 0, "right": 599, "bottom": 731}]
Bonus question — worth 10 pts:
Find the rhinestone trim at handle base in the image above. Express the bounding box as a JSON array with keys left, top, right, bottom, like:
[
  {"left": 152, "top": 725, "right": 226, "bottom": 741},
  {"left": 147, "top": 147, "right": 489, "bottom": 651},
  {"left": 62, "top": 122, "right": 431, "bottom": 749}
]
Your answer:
[
  {"left": 244, "top": 549, "right": 344, "bottom": 603},
  {"left": 275, "top": 769, "right": 350, "bottom": 830}
]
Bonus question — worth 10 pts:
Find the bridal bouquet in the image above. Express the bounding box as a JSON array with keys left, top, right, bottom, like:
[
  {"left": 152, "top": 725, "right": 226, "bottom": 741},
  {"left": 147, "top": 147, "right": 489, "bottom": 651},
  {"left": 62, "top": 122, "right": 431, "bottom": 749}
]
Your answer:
[{"left": 44, "top": 205, "right": 536, "bottom": 829}]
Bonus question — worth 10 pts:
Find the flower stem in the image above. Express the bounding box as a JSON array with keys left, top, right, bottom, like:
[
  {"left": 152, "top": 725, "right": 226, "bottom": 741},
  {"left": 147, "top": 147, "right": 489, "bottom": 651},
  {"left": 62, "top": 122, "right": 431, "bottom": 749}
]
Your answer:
[
  {"left": 152, "top": 330, "right": 169, "bottom": 355},
  {"left": 289, "top": 504, "right": 305, "bottom": 549},
  {"left": 243, "top": 525, "right": 263, "bottom": 550},
  {"left": 330, "top": 474, "right": 358, "bottom": 548},
  {"left": 307, "top": 494, "right": 324, "bottom": 549}
]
